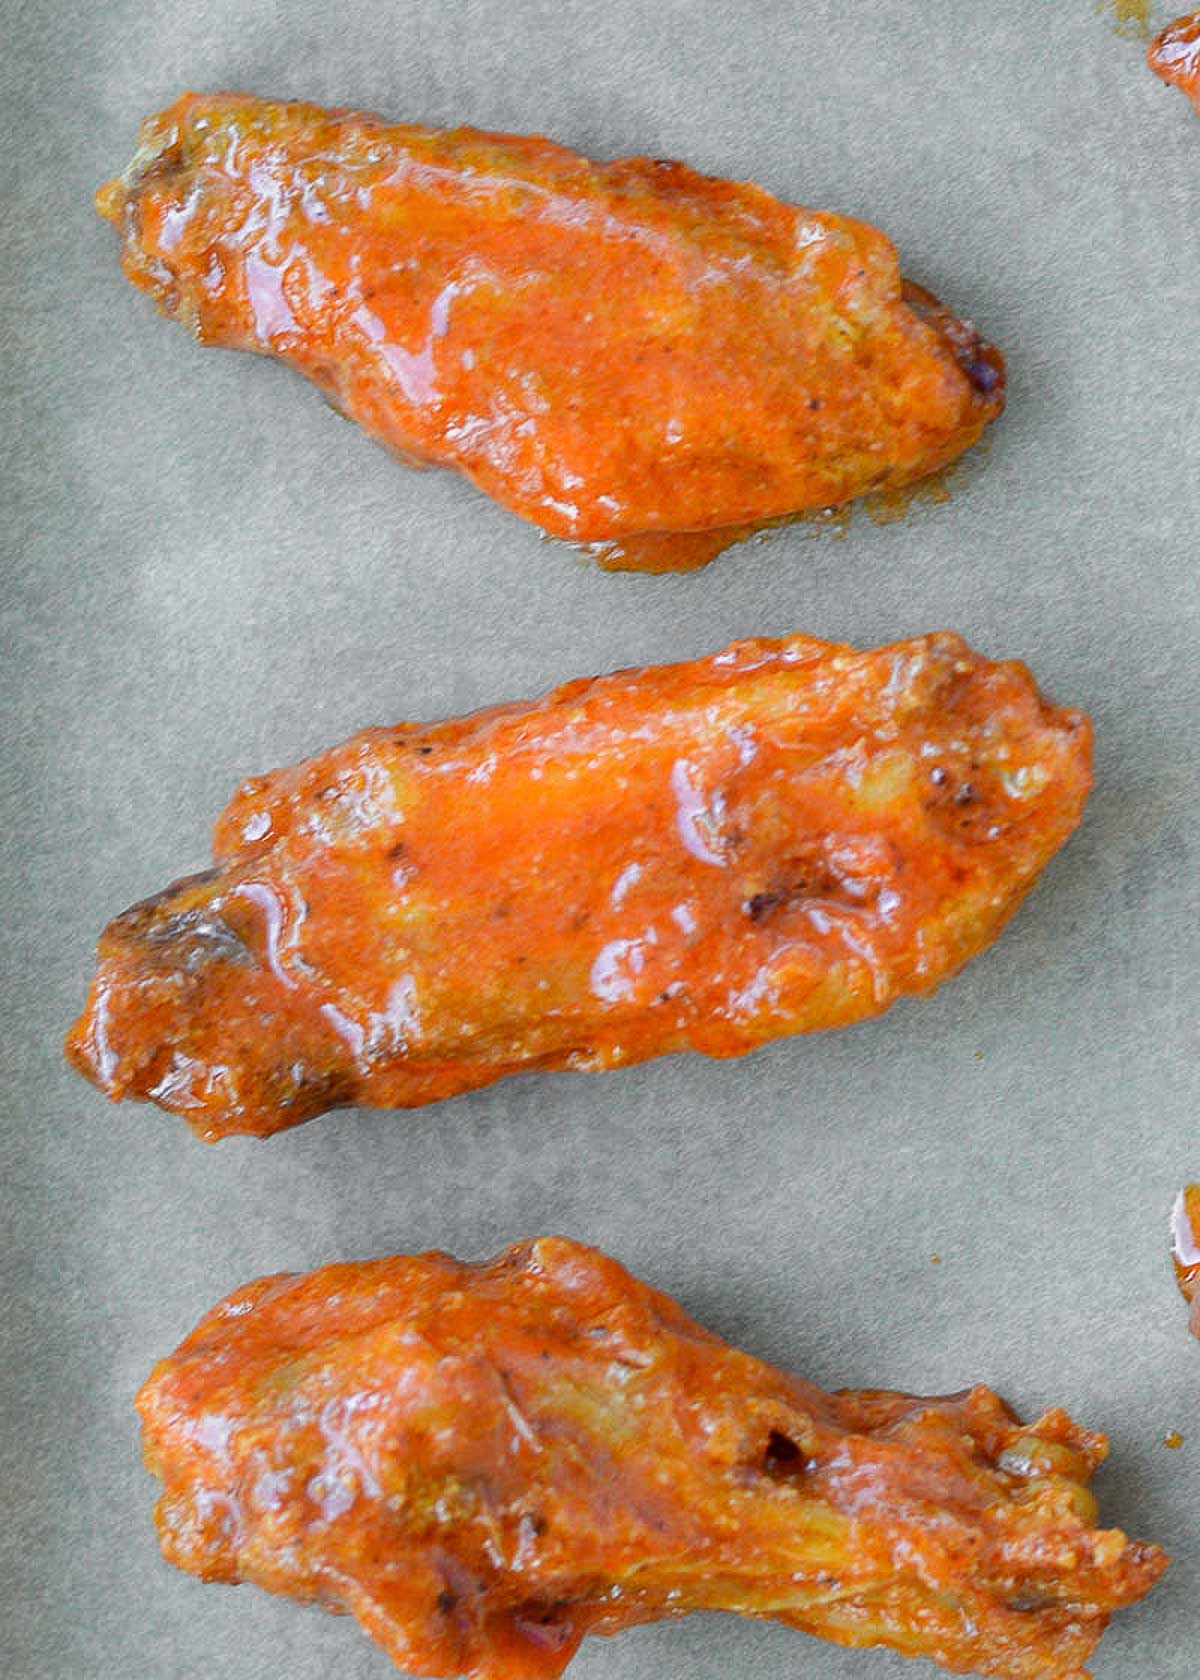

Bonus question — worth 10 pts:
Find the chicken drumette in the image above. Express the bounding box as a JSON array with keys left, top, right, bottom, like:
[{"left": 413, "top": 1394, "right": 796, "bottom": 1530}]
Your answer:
[{"left": 137, "top": 1238, "right": 1165, "bottom": 1680}]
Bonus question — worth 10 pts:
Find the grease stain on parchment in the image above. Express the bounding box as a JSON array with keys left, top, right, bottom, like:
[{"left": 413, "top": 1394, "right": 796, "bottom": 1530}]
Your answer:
[{"left": 1100, "top": 0, "right": 1153, "bottom": 41}]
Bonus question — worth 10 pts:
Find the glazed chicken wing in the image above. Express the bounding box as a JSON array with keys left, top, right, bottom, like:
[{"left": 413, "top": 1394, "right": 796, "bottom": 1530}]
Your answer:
[
  {"left": 96, "top": 94, "right": 1004, "bottom": 572},
  {"left": 137, "top": 1237, "right": 1165, "bottom": 1680},
  {"left": 1171, "top": 1184, "right": 1200, "bottom": 1337},
  {"left": 1150, "top": 12, "right": 1200, "bottom": 114},
  {"left": 66, "top": 631, "right": 1091, "bottom": 1140}
]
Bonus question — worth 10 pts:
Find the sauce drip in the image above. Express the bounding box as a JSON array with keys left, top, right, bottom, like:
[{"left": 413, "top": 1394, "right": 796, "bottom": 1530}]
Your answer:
[
  {"left": 589, "top": 526, "right": 756, "bottom": 574},
  {"left": 1103, "top": 0, "right": 1153, "bottom": 39},
  {"left": 589, "top": 466, "right": 958, "bottom": 573},
  {"left": 865, "top": 471, "right": 954, "bottom": 527}
]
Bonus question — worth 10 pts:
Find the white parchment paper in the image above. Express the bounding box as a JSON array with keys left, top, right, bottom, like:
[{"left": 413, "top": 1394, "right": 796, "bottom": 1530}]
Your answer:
[{"left": 1, "top": 2, "right": 1196, "bottom": 1676}]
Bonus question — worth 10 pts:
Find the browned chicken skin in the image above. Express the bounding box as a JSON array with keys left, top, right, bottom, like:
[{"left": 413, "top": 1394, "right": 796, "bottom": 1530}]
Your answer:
[{"left": 138, "top": 1238, "right": 1166, "bottom": 1680}]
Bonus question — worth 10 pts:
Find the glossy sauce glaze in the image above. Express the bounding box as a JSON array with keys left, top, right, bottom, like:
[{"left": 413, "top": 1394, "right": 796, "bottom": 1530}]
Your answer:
[
  {"left": 137, "top": 1238, "right": 1166, "bottom": 1680},
  {"left": 1170, "top": 1183, "right": 1200, "bottom": 1338},
  {"left": 96, "top": 94, "right": 1004, "bottom": 571},
  {"left": 1149, "top": 12, "right": 1200, "bottom": 111},
  {"left": 66, "top": 631, "right": 1091, "bottom": 1141}
]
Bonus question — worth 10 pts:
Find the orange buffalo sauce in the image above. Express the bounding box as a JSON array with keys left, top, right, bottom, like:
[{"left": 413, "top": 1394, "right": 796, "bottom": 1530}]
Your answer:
[
  {"left": 135, "top": 1238, "right": 1166, "bottom": 1680},
  {"left": 97, "top": 95, "right": 1004, "bottom": 570}
]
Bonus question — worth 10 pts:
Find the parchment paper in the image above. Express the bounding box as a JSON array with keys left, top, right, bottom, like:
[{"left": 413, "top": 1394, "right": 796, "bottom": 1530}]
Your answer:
[{"left": 2, "top": 2, "right": 1197, "bottom": 1675}]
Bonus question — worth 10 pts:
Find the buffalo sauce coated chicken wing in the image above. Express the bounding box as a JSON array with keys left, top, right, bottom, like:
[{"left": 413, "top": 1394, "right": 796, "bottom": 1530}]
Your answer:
[
  {"left": 66, "top": 632, "right": 1091, "bottom": 1140},
  {"left": 137, "top": 1238, "right": 1166, "bottom": 1680},
  {"left": 96, "top": 94, "right": 1004, "bottom": 572},
  {"left": 1150, "top": 12, "right": 1200, "bottom": 113},
  {"left": 1170, "top": 1184, "right": 1200, "bottom": 1337},
  {"left": 67, "top": 632, "right": 1090, "bottom": 1140}
]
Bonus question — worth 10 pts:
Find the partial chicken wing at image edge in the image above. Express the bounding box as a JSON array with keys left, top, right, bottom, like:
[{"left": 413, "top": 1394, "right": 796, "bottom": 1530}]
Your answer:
[{"left": 1150, "top": 12, "right": 1200, "bottom": 113}]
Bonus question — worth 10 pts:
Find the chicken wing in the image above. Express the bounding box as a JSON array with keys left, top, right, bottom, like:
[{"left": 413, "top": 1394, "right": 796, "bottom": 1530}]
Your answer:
[
  {"left": 96, "top": 95, "right": 1004, "bottom": 572},
  {"left": 1150, "top": 12, "right": 1200, "bottom": 113},
  {"left": 137, "top": 1237, "right": 1165, "bottom": 1680},
  {"left": 1170, "top": 1183, "right": 1200, "bottom": 1337},
  {"left": 66, "top": 631, "right": 1091, "bottom": 1141}
]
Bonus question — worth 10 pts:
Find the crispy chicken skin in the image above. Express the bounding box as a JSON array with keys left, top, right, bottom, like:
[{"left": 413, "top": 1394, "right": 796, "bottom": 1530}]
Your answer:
[
  {"left": 66, "top": 631, "right": 1091, "bottom": 1141},
  {"left": 96, "top": 94, "right": 1004, "bottom": 572},
  {"left": 137, "top": 1237, "right": 1165, "bottom": 1680},
  {"left": 1150, "top": 12, "right": 1200, "bottom": 114}
]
